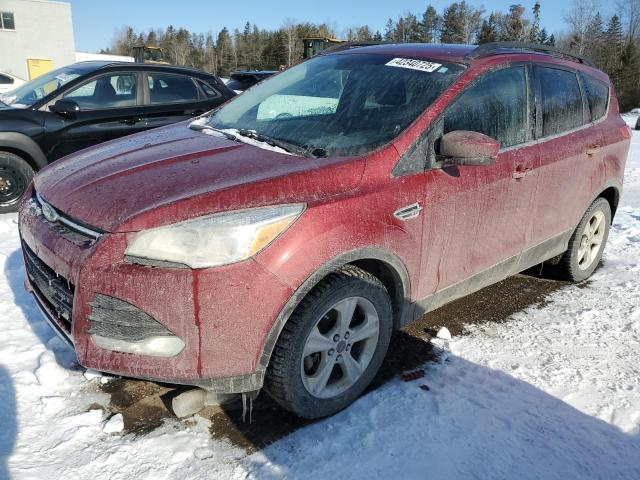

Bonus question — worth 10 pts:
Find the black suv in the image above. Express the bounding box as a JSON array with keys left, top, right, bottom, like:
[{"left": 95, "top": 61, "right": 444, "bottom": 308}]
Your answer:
[
  {"left": 0, "top": 61, "right": 235, "bottom": 212},
  {"left": 226, "top": 70, "right": 278, "bottom": 93}
]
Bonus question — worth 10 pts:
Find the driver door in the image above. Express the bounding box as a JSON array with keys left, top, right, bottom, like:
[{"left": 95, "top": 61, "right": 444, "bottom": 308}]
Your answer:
[
  {"left": 43, "top": 71, "right": 146, "bottom": 160},
  {"left": 418, "top": 65, "right": 539, "bottom": 306}
]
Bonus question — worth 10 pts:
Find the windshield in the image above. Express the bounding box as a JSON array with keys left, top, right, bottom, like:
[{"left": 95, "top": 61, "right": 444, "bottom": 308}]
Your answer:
[
  {"left": 206, "top": 53, "right": 465, "bottom": 157},
  {"left": 0, "top": 65, "right": 88, "bottom": 108}
]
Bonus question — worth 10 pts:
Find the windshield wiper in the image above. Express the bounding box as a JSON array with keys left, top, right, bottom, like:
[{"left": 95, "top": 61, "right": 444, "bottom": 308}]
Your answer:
[
  {"left": 236, "top": 129, "right": 321, "bottom": 157},
  {"left": 189, "top": 123, "right": 239, "bottom": 142}
]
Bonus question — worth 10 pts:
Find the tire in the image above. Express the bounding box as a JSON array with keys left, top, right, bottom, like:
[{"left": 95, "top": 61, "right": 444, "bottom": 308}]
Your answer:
[
  {"left": 553, "top": 197, "right": 611, "bottom": 282},
  {"left": 264, "top": 266, "right": 393, "bottom": 419},
  {"left": 0, "top": 151, "right": 34, "bottom": 214}
]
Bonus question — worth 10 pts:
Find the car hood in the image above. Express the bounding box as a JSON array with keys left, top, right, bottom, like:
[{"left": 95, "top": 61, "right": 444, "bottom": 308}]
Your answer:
[{"left": 34, "top": 123, "right": 365, "bottom": 232}]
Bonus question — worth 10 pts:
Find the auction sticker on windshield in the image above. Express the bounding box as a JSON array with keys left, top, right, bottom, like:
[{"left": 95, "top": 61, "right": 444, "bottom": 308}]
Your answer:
[{"left": 385, "top": 58, "right": 442, "bottom": 72}]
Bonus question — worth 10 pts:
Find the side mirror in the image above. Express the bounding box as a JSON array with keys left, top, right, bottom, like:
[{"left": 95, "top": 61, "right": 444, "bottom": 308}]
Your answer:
[
  {"left": 49, "top": 99, "right": 80, "bottom": 118},
  {"left": 438, "top": 130, "right": 500, "bottom": 166}
]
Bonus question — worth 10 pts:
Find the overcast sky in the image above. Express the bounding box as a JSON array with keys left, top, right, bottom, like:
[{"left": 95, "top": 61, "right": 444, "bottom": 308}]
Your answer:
[{"left": 64, "top": 0, "right": 605, "bottom": 53}]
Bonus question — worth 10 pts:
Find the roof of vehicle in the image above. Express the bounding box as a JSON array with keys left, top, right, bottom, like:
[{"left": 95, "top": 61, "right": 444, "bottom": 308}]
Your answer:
[
  {"left": 332, "top": 43, "right": 476, "bottom": 63},
  {"left": 72, "top": 61, "right": 220, "bottom": 78},
  {"left": 331, "top": 42, "right": 595, "bottom": 66},
  {"left": 230, "top": 70, "right": 278, "bottom": 77}
]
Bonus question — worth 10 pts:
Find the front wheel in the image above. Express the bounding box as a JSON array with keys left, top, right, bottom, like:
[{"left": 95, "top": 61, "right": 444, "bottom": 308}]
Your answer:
[
  {"left": 0, "top": 151, "right": 34, "bottom": 214},
  {"left": 265, "top": 266, "right": 393, "bottom": 419},
  {"left": 553, "top": 197, "right": 611, "bottom": 282}
]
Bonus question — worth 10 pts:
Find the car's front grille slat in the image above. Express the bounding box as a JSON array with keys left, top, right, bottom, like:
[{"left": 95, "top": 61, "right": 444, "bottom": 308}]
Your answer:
[{"left": 23, "top": 244, "right": 75, "bottom": 331}]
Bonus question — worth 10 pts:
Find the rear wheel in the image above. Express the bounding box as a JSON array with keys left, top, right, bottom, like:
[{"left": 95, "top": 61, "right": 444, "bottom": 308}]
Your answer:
[
  {"left": 0, "top": 151, "right": 34, "bottom": 214},
  {"left": 553, "top": 197, "right": 611, "bottom": 282},
  {"left": 265, "top": 266, "right": 392, "bottom": 419}
]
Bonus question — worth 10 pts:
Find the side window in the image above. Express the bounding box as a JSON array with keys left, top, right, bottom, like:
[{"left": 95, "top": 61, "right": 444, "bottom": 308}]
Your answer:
[
  {"left": 63, "top": 73, "right": 137, "bottom": 109},
  {"left": 147, "top": 73, "right": 200, "bottom": 104},
  {"left": 443, "top": 66, "right": 528, "bottom": 148},
  {"left": 0, "top": 74, "right": 13, "bottom": 85},
  {"left": 535, "top": 66, "right": 584, "bottom": 137},
  {"left": 580, "top": 73, "right": 609, "bottom": 122},
  {"left": 196, "top": 79, "right": 222, "bottom": 99}
]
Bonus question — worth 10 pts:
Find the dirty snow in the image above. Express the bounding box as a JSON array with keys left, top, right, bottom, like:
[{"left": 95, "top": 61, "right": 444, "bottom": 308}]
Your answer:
[{"left": 1, "top": 123, "right": 639, "bottom": 479}]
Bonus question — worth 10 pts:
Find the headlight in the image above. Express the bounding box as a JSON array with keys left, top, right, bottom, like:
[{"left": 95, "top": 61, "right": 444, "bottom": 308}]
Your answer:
[{"left": 124, "top": 204, "right": 305, "bottom": 268}]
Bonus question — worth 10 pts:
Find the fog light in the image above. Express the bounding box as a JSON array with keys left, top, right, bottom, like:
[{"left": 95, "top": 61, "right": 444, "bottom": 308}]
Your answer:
[
  {"left": 92, "top": 334, "right": 185, "bottom": 357},
  {"left": 88, "top": 294, "right": 185, "bottom": 357}
]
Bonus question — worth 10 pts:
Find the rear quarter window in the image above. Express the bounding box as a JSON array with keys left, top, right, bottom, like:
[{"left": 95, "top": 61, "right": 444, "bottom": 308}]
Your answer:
[
  {"left": 580, "top": 72, "right": 609, "bottom": 122},
  {"left": 535, "top": 66, "right": 584, "bottom": 137}
]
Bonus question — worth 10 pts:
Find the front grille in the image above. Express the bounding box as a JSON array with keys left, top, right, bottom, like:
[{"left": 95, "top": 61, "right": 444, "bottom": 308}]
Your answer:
[
  {"left": 30, "top": 192, "right": 103, "bottom": 247},
  {"left": 89, "top": 294, "right": 173, "bottom": 341},
  {"left": 23, "top": 244, "right": 74, "bottom": 332}
]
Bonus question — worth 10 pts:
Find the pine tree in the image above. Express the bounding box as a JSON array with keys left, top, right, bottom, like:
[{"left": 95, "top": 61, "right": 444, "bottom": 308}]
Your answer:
[
  {"left": 604, "top": 14, "right": 624, "bottom": 78},
  {"left": 538, "top": 28, "right": 548, "bottom": 44},
  {"left": 584, "top": 13, "right": 605, "bottom": 68},
  {"left": 617, "top": 41, "right": 640, "bottom": 111},
  {"left": 478, "top": 13, "right": 499, "bottom": 44},
  {"left": 384, "top": 19, "right": 395, "bottom": 42},
  {"left": 441, "top": 3, "right": 465, "bottom": 43},
  {"left": 500, "top": 4, "right": 528, "bottom": 41},
  {"left": 529, "top": 2, "right": 541, "bottom": 43},
  {"left": 421, "top": 5, "right": 440, "bottom": 43}
]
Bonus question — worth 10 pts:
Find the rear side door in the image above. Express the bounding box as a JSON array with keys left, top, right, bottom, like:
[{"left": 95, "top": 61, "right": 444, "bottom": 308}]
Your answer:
[
  {"left": 418, "top": 64, "right": 539, "bottom": 303},
  {"left": 142, "top": 72, "right": 225, "bottom": 130},
  {"left": 43, "top": 70, "right": 145, "bottom": 160},
  {"left": 529, "top": 65, "right": 601, "bottom": 247}
]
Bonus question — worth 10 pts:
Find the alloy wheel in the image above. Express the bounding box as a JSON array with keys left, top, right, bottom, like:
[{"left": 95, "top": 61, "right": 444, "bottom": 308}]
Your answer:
[
  {"left": 577, "top": 210, "right": 606, "bottom": 270},
  {"left": 300, "top": 296, "right": 380, "bottom": 399}
]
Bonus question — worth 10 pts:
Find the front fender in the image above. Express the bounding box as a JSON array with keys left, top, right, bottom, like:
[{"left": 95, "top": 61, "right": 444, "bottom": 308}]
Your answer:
[{"left": 0, "top": 131, "right": 48, "bottom": 170}]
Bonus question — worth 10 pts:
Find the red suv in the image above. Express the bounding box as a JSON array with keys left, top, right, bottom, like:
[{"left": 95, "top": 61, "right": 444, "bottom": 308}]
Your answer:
[{"left": 19, "top": 43, "right": 630, "bottom": 419}]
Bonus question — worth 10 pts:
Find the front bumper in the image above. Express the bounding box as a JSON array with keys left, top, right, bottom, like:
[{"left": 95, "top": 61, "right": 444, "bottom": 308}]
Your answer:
[{"left": 19, "top": 196, "right": 294, "bottom": 393}]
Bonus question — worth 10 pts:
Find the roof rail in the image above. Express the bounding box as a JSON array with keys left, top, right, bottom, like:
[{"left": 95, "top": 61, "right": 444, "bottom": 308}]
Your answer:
[
  {"left": 321, "top": 41, "right": 382, "bottom": 55},
  {"left": 466, "top": 42, "right": 595, "bottom": 67}
]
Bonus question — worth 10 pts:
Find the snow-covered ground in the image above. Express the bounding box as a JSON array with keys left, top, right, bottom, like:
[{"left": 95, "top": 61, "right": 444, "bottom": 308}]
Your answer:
[{"left": 1, "top": 121, "right": 640, "bottom": 480}]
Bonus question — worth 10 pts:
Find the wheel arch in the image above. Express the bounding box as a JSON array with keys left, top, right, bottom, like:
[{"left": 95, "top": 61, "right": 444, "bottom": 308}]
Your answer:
[
  {"left": 0, "top": 132, "right": 48, "bottom": 171},
  {"left": 255, "top": 248, "right": 413, "bottom": 383},
  {"left": 596, "top": 184, "right": 620, "bottom": 219}
]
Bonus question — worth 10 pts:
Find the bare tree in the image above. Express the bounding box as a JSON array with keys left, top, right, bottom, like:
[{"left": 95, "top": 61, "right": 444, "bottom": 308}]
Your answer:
[
  {"left": 564, "top": 0, "right": 600, "bottom": 53},
  {"left": 282, "top": 19, "right": 297, "bottom": 66},
  {"left": 617, "top": 0, "right": 640, "bottom": 40}
]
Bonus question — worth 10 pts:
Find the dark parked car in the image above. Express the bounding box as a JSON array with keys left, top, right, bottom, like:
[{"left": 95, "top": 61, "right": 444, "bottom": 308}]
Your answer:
[
  {"left": 226, "top": 70, "right": 277, "bottom": 93},
  {"left": 20, "top": 43, "right": 629, "bottom": 419},
  {"left": 0, "top": 61, "right": 234, "bottom": 212}
]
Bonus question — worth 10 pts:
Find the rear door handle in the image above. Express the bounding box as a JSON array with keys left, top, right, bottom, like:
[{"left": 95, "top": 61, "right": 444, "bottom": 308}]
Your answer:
[
  {"left": 119, "top": 117, "right": 142, "bottom": 125},
  {"left": 512, "top": 164, "right": 531, "bottom": 179},
  {"left": 586, "top": 145, "right": 601, "bottom": 156}
]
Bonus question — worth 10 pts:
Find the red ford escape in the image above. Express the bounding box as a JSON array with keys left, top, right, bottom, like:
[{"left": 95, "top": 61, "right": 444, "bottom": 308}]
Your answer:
[{"left": 19, "top": 42, "right": 630, "bottom": 419}]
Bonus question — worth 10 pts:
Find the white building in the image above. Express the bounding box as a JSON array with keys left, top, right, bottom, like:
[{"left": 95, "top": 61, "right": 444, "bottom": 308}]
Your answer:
[{"left": 0, "top": 0, "right": 75, "bottom": 80}]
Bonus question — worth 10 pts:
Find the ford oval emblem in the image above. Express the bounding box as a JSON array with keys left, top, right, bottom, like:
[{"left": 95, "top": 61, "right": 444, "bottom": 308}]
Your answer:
[{"left": 41, "top": 202, "right": 59, "bottom": 223}]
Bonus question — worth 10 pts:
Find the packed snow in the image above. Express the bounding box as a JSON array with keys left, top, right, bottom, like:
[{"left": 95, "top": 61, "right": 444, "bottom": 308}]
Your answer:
[{"left": 1, "top": 121, "right": 639, "bottom": 479}]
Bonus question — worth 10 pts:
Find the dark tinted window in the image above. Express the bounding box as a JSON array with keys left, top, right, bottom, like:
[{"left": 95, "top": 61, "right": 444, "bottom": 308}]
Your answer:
[
  {"left": 148, "top": 73, "right": 199, "bottom": 104},
  {"left": 196, "top": 79, "right": 222, "bottom": 98},
  {"left": 536, "top": 66, "right": 584, "bottom": 137},
  {"left": 444, "top": 66, "right": 528, "bottom": 148},
  {"left": 1, "top": 12, "right": 15, "bottom": 30},
  {"left": 0, "top": 74, "right": 13, "bottom": 85},
  {"left": 64, "top": 73, "right": 137, "bottom": 109},
  {"left": 580, "top": 73, "right": 609, "bottom": 121}
]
